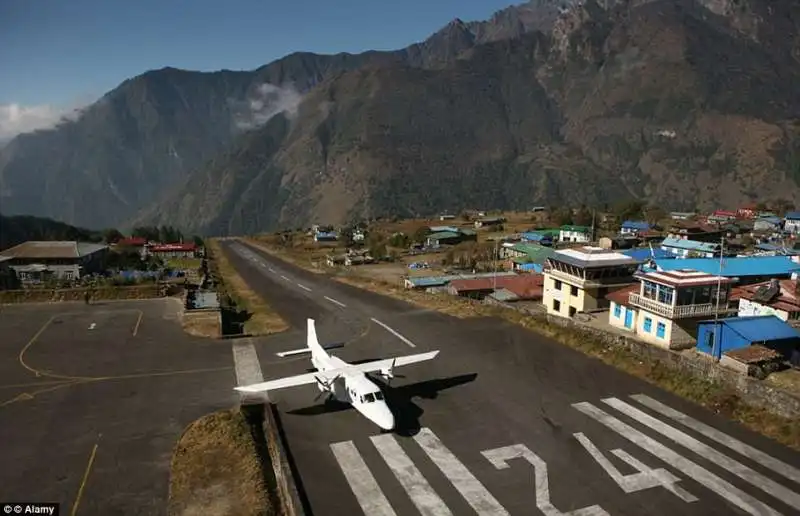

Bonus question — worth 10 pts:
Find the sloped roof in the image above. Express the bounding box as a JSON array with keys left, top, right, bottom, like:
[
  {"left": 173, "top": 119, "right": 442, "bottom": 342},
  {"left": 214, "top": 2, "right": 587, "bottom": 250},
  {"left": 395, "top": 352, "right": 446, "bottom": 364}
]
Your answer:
[
  {"left": 605, "top": 284, "right": 638, "bottom": 305},
  {"left": 656, "top": 256, "right": 800, "bottom": 277},
  {"left": 735, "top": 279, "right": 800, "bottom": 313},
  {"left": 427, "top": 231, "right": 461, "bottom": 240},
  {"left": 661, "top": 237, "right": 719, "bottom": 252},
  {"left": 0, "top": 241, "right": 107, "bottom": 259},
  {"left": 621, "top": 221, "right": 651, "bottom": 230},
  {"left": 724, "top": 344, "right": 783, "bottom": 364},
  {"left": 706, "top": 315, "right": 800, "bottom": 342},
  {"left": 449, "top": 274, "right": 544, "bottom": 299}
]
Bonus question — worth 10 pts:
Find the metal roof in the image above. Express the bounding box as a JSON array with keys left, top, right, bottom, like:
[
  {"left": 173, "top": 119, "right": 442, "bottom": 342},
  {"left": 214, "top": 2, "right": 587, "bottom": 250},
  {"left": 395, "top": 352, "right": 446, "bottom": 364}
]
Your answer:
[
  {"left": 190, "top": 291, "right": 220, "bottom": 310},
  {"left": 703, "top": 315, "right": 800, "bottom": 342},
  {"left": 0, "top": 241, "right": 108, "bottom": 259},
  {"left": 622, "top": 248, "right": 675, "bottom": 261},
  {"left": 560, "top": 225, "right": 590, "bottom": 232},
  {"left": 405, "top": 272, "right": 517, "bottom": 287},
  {"left": 785, "top": 211, "right": 800, "bottom": 220},
  {"left": 661, "top": 237, "right": 719, "bottom": 253},
  {"left": 510, "top": 243, "right": 554, "bottom": 261},
  {"left": 656, "top": 256, "right": 800, "bottom": 277},
  {"left": 621, "top": 221, "right": 651, "bottom": 230},
  {"left": 489, "top": 288, "right": 520, "bottom": 302},
  {"left": 427, "top": 231, "right": 461, "bottom": 240}
]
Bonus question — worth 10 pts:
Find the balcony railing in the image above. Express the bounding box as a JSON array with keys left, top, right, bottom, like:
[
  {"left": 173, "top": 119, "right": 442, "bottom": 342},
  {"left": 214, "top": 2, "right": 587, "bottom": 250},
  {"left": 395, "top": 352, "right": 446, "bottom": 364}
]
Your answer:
[{"left": 628, "top": 293, "right": 733, "bottom": 319}]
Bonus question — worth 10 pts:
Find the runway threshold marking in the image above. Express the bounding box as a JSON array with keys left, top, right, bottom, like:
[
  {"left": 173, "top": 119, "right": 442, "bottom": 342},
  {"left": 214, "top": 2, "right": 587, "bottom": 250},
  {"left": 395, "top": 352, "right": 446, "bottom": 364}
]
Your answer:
[
  {"left": 370, "top": 318, "right": 415, "bottom": 348},
  {"left": 71, "top": 441, "right": 99, "bottom": 516},
  {"left": 573, "top": 402, "right": 780, "bottom": 516},
  {"left": 232, "top": 340, "right": 265, "bottom": 403},
  {"left": 630, "top": 394, "right": 800, "bottom": 485},
  {"left": 324, "top": 296, "right": 347, "bottom": 308},
  {"left": 602, "top": 397, "right": 800, "bottom": 508},
  {"left": 331, "top": 441, "right": 397, "bottom": 516}
]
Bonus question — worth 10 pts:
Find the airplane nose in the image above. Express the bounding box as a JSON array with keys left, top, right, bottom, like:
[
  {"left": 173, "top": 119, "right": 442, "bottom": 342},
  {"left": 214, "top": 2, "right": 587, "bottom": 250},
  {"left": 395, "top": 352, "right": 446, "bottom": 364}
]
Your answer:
[{"left": 379, "top": 412, "right": 395, "bottom": 431}]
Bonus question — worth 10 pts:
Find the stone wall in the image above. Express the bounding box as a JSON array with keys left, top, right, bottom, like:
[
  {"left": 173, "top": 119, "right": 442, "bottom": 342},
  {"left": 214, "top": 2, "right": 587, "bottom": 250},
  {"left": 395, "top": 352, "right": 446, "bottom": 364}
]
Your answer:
[
  {"left": 0, "top": 285, "right": 167, "bottom": 304},
  {"left": 263, "top": 403, "right": 306, "bottom": 516},
  {"left": 517, "top": 304, "right": 800, "bottom": 419}
]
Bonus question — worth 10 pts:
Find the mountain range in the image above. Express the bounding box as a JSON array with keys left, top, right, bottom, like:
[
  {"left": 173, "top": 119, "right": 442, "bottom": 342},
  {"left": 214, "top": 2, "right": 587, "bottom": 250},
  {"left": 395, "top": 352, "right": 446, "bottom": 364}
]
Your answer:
[{"left": 1, "top": 0, "right": 799, "bottom": 235}]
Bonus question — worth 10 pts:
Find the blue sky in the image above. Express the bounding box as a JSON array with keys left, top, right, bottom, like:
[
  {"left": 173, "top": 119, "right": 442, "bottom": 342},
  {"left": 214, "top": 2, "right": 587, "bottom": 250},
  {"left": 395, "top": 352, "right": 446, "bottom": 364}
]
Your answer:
[{"left": 1, "top": 0, "right": 519, "bottom": 107}]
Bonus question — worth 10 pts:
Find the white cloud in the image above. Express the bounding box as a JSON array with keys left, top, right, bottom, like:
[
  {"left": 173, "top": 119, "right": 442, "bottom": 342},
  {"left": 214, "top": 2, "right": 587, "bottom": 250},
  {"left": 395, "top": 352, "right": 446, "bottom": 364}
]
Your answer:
[
  {"left": 232, "top": 83, "right": 303, "bottom": 130},
  {"left": 0, "top": 99, "right": 92, "bottom": 141}
]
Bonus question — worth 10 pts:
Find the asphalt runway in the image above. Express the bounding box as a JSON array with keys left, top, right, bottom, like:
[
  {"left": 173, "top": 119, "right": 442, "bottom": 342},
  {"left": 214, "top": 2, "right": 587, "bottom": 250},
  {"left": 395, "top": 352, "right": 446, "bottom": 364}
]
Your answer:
[
  {"left": 0, "top": 299, "right": 236, "bottom": 515},
  {"left": 225, "top": 240, "right": 800, "bottom": 516}
]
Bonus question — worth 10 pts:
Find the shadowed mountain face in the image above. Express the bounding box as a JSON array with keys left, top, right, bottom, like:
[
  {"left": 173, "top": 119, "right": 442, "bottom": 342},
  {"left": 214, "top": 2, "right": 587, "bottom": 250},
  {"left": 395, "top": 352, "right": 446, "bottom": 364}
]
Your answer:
[{"left": 3, "top": 0, "right": 800, "bottom": 233}]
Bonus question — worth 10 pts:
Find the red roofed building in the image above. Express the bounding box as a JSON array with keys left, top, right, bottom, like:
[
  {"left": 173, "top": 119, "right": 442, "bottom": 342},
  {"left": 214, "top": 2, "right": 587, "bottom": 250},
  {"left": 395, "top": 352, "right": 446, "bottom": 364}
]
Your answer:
[
  {"left": 116, "top": 237, "right": 148, "bottom": 247},
  {"left": 149, "top": 243, "right": 198, "bottom": 258},
  {"left": 447, "top": 274, "right": 544, "bottom": 301},
  {"left": 734, "top": 279, "right": 800, "bottom": 326},
  {"left": 737, "top": 204, "right": 758, "bottom": 219}
]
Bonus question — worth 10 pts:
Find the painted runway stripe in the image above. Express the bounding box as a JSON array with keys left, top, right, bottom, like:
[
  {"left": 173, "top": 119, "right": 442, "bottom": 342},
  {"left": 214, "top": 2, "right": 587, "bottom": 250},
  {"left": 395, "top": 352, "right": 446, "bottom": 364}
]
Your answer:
[
  {"left": 297, "top": 283, "right": 312, "bottom": 292},
  {"left": 232, "top": 339, "right": 266, "bottom": 403},
  {"left": 331, "top": 441, "right": 397, "bottom": 516},
  {"left": 573, "top": 402, "right": 781, "bottom": 516},
  {"left": 371, "top": 318, "right": 416, "bottom": 348},
  {"left": 268, "top": 267, "right": 275, "bottom": 272},
  {"left": 325, "top": 296, "right": 347, "bottom": 308},
  {"left": 371, "top": 433, "right": 452, "bottom": 516},
  {"left": 280, "top": 275, "right": 291, "bottom": 281},
  {"left": 631, "top": 394, "right": 800, "bottom": 485},
  {"left": 414, "top": 428, "right": 509, "bottom": 515},
  {"left": 603, "top": 397, "right": 800, "bottom": 509}
]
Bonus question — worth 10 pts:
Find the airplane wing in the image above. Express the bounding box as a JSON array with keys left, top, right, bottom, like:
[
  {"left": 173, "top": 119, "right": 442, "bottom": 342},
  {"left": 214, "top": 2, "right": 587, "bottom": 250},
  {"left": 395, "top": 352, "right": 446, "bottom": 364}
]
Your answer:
[{"left": 235, "top": 350, "right": 440, "bottom": 393}]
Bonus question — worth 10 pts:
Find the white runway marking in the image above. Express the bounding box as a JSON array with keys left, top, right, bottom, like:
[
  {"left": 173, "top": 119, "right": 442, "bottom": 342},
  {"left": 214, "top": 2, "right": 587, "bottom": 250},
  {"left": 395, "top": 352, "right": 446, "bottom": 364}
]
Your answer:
[
  {"left": 297, "top": 283, "right": 312, "bottom": 292},
  {"left": 573, "top": 432, "right": 697, "bottom": 502},
  {"left": 324, "top": 296, "right": 347, "bottom": 308},
  {"left": 414, "top": 428, "right": 509, "bottom": 515},
  {"left": 331, "top": 441, "right": 397, "bottom": 516},
  {"left": 574, "top": 402, "right": 781, "bottom": 516},
  {"left": 603, "top": 397, "right": 800, "bottom": 509},
  {"left": 371, "top": 433, "right": 453, "bottom": 516},
  {"left": 88, "top": 323, "right": 96, "bottom": 330},
  {"left": 280, "top": 275, "right": 291, "bottom": 281},
  {"left": 232, "top": 339, "right": 266, "bottom": 403},
  {"left": 269, "top": 267, "right": 275, "bottom": 272},
  {"left": 371, "top": 318, "right": 416, "bottom": 348},
  {"left": 631, "top": 393, "right": 800, "bottom": 485},
  {"left": 482, "top": 444, "right": 608, "bottom": 515}
]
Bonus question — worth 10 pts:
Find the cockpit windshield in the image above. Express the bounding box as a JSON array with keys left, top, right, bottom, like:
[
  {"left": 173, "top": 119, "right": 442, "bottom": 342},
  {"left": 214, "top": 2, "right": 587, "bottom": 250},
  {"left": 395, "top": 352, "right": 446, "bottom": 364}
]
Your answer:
[
  {"left": 364, "top": 393, "right": 375, "bottom": 403},
  {"left": 374, "top": 391, "right": 384, "bottom": 401},
  {"left": 360, "top": 392, "right": 383, "bottom": 403}
]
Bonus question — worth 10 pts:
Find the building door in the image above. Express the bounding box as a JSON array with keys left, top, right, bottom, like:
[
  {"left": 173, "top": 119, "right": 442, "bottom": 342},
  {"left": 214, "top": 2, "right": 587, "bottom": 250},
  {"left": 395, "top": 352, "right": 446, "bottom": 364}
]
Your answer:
[
  {"left": 624, "top": 309, "right": 633, "bottom": 329},
  {"left": 704, "top": 330, "right": 715, "bottom": 355}
]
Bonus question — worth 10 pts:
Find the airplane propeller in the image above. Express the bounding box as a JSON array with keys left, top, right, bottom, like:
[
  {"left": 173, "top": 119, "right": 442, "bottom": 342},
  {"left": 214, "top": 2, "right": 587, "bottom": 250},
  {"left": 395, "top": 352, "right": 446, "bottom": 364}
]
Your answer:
[
  {"left": 313, "top": 374, "right": 340, "bottom": 402},
  {"left": 379, "top": 358, "right": 406, "bottom": 386}
]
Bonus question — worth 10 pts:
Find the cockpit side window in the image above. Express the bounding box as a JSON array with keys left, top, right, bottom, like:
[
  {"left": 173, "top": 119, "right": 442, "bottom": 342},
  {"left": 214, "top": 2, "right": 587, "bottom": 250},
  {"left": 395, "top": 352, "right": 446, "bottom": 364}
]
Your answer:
[
  {"left": 364, "top": 393, "right": 375, "bottom": 403},
  {"left": 374, "top": 391, "right": 384, "bottom": 400}
]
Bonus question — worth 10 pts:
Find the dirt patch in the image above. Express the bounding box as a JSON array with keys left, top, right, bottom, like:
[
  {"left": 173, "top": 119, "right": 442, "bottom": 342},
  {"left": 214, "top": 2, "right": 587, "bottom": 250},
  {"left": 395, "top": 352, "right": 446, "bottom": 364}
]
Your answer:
[
  {"left": 246, "top": 237, "right": 330, "bottom": 274},
  {"left": 168, "top": 408, "right": 273, "bottom": 516},
  {"left": 206, "top": 239, "right": 289, "bottom": 336},
  {"left": 182, "top": 311, "right": 221, "bottom": 338}
]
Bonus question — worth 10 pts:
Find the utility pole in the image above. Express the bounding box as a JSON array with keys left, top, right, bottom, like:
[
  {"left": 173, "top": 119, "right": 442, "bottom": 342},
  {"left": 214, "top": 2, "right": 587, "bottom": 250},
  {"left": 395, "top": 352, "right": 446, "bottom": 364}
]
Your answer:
[
  {"left": 493, "top": 239, "right": 499, "bottom": 292},
  {"left": 711, "top": 235, "right": 725, "bottom": 361}
]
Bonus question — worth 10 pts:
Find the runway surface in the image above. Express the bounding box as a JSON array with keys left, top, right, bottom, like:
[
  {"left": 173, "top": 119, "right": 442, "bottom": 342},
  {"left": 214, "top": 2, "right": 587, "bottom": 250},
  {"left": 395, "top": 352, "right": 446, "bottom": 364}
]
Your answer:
[{"left": 224, "top": 239, "right": 800, "bottom": 516}]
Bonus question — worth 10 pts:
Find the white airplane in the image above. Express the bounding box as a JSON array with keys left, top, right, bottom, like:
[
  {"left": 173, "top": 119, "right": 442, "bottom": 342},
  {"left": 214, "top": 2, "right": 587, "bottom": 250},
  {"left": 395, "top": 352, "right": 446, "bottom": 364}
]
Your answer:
[{"left": 235, "top": 318, "right": 439, "bottom": 431}]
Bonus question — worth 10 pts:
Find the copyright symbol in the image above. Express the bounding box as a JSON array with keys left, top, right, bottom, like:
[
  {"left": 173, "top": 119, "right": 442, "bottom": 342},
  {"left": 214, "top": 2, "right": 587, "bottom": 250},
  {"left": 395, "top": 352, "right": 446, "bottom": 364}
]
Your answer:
[
  {"left": 12, "top": 507, "right": 20, "bottom": 514},
  {"left": 3, "top": 505, "right": 11, "bottom": 514}
]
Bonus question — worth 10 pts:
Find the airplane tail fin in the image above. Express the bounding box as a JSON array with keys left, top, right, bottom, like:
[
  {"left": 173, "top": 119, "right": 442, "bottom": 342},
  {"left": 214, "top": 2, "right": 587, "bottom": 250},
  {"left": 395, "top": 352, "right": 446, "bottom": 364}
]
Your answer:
[{"left": 307, "top": 318, "right": 327, "bottom": 358}]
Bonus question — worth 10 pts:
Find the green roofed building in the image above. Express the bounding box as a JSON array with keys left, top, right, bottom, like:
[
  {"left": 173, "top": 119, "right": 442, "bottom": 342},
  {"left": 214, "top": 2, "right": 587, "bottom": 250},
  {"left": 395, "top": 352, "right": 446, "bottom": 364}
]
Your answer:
[{"left": 559, "top": 225, "right": 592, "bottom": 243}]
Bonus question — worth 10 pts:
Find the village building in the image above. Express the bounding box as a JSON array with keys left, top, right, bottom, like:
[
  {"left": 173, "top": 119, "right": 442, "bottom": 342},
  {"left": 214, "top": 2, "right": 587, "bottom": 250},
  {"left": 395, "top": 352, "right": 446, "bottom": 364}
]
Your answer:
[
  {"left": 559, "top": 225, "right": 591, "bottom": 243},
  {"left": 0, "top": 241, "right": 108, "bottom": 282},
  {"left": 732, "top": 279, "right": 800, "bottom": 326}
]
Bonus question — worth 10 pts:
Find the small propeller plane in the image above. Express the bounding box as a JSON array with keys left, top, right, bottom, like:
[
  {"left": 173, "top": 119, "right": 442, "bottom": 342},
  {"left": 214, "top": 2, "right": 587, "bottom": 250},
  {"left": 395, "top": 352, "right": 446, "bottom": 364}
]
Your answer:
[{"left": 235, "top": 318, "right": 440, "bottom": 431}]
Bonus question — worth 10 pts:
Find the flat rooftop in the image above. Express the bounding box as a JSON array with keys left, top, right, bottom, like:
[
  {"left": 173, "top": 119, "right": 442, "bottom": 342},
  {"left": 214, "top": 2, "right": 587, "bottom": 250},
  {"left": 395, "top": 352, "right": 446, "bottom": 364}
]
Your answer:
[
  {"left": 636, "top": 269, "right": 732, "bottom": 288},
  {"left": 551, "top": 246, "right": 641, "bottom": 268}
]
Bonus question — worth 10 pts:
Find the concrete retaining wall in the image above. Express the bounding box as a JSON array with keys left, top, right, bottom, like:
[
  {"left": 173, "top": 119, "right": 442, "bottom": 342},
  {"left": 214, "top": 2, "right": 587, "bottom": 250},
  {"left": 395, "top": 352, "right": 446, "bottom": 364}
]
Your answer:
[
  {"left": 0, "top": 285, "right": 167, "bottom": 304},
  {"left": 262, "top": 403, "right": 306, "bottom": 516},
  {"left": 505, "top": 302, "right": 800, "bottom": 419}
]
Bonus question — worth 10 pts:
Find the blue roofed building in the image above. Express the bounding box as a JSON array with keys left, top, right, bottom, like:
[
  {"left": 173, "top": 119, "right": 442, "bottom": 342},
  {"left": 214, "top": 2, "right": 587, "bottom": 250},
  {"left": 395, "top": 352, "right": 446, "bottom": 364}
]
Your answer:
[
  {"left": 660, "top": 237, "right": 721, "bottom": 258},
  {"left": 696, "top": 315, "right": 800, "bottom": 366},
  {"left": 655, "top": 256, "right": 800, "bottom": 285},
  {"left": 621, "top": 247, "right": 676, "bottom": 263},
  {"left": 753, "top": 216, "right": 783, "bottom": 232},
  {"left": 784, "top": 211, "right": 800, "bottom": 234},
  {"left": 620, "top": 221, "right": 651, "bottom": 236},
  {"left": 521, "top": 229, "right": 559, "bottom": 246}
]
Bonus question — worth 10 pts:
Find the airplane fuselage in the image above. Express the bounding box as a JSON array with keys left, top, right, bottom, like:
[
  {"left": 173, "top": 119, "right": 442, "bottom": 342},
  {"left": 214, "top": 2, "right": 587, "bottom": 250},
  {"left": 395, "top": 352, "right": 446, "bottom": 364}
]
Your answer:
[{"left": 313, "top": 352, "right": 395, "bottom": 430}]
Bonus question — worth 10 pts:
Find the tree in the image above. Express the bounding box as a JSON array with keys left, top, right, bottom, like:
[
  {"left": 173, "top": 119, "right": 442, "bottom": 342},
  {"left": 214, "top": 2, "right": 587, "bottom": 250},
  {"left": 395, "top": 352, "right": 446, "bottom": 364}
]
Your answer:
[
  {"left": 102, "top": 228, "right": 124, "bottom": 244},
  {"left": 550, "top": 207, "right": 573, "bottom": 226},
  {"left": 614, "top": 200, "right": 646, "bottom": 222},
  {"left": 573, "top": 206, "right": 593, "bottom": 226},
  {"left": 643, "top": 205, "right": 667, "bottom": 225},
  {"left": 412, "top": 226, "right": 430, "bottom": 244},
  {"left": 192, "top": 235, "right": 204, "bottom": 247}
]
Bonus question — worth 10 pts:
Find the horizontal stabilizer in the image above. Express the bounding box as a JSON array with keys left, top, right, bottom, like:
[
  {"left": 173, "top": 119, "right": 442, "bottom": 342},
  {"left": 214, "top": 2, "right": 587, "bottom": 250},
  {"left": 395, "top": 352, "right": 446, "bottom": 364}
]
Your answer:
[
  {"left": 235, "top": 350, "right": 440, "bottom": 393},
  {"left": 275, "top": 342, "right": 345, "bottom": 358}
]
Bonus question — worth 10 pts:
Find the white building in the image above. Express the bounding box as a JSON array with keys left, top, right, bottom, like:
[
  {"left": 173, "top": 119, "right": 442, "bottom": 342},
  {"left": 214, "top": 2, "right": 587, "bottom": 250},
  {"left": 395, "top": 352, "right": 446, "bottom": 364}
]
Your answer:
[
  {"left": 559, "top": 225, "right": 591, "bottom": 243},
  {"left": 607, "top": 269, "right": 735, "bottom": 349},
  {"left": 542, "top": 247, "right": 640, "bottom": 319},
  {"left": 785, "top": 212, "right": 800, "bottom": 233},
  {"left": 735, "top": 279, "right": 800, "bottom": 324}
]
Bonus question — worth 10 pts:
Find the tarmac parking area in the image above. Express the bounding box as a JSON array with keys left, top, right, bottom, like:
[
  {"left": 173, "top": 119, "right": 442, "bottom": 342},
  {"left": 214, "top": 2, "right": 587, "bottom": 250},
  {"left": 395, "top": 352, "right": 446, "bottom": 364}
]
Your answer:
[{"left": 0, "top": 299, "right": 236, "bottom": 516}]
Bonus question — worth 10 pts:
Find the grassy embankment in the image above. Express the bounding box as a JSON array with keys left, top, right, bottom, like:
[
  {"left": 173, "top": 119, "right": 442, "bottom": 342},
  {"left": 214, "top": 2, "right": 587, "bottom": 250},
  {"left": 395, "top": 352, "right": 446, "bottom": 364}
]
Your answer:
[
  {"left": 168, "top": 408, "right": 274, "bottom": 516},
  {"left": 250, "top": 237, "right": 800, "bottom": 451},
  {"left": 206, "top": 238, "right": 289, "bottom": 336}
]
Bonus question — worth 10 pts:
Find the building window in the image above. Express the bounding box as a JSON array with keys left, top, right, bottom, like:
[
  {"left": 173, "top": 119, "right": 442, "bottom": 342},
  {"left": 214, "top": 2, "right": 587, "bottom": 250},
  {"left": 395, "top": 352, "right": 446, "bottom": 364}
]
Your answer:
[
  {"left": 614, "top": 304, "right": 621, "bottom": 318},
  {"left": 553, "top": 299, "right": 561, "bottom": 312},
  {"left": 656, "top": 322, "right": 666, "bottom": 339},
  {"left": 643, "top": 282, "right": 657, "bottom": 300},
  {"left": 569, "top": 306, "right": 577, "bottom": 317},
  {"left": 570, "top": 285, "right": 579, "bottom": 297},
  {"left": 554, "top": 280, "right": 562, "bottom": 290},
  {"left": 64, "top": 271, "right": 73, "bottom": 280},
  {"left": 657, "top": 287, "right": 674, "bottom": 305},
  {"left": 643, "top": 317, "right": 653, "bottom": 333}
]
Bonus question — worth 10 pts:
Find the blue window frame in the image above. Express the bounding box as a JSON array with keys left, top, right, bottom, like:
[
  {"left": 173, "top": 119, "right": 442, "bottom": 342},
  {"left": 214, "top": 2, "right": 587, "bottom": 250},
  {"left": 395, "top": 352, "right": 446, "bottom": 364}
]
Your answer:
[
  {"left": 643, "top": 317, "right": 653, "bottom": 333},
  {"left": 656, "top": 322, "right": 666, "bottom": 339},
  {"left": 614, "top": 304, "right": 621, "bottom": 318}
]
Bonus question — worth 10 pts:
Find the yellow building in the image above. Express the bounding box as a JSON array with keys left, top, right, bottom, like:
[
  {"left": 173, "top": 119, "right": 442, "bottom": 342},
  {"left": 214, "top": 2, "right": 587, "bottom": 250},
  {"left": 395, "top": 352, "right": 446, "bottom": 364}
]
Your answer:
[
  {"left": 542, "top": 246, "right": 641, "bottom": 318},
  {"left": 607, "top": 269, "right": 735, "bottom": 349}
]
